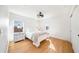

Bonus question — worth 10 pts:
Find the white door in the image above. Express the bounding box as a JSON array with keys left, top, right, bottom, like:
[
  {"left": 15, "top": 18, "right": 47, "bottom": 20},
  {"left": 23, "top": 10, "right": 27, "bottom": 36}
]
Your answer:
[{"left": 71, "top": 6, "right": 79, "bottom": 53}]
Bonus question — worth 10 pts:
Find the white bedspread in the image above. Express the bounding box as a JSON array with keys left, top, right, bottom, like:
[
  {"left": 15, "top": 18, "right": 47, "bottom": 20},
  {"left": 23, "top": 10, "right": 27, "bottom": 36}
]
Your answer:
[{"left": 26, "top": 30, "right": 50, "bottom": 47}]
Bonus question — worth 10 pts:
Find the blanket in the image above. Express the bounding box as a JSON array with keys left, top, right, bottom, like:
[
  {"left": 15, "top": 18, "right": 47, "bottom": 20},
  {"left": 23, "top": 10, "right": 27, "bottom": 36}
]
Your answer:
[{"left": 26, "top": 30, "right": 49, "bottom": 47}]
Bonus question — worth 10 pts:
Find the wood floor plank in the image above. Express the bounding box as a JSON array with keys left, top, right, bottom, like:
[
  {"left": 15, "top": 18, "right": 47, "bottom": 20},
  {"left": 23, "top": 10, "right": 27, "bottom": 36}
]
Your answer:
[{"left": 8, "top": 37, "right": 74, "bottom": 53}]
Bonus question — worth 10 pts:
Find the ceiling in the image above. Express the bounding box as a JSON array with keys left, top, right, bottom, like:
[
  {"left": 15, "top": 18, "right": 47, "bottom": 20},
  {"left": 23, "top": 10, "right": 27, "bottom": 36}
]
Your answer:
[{"left": 8, "top": 5, "right": 74, "bottom": 19}]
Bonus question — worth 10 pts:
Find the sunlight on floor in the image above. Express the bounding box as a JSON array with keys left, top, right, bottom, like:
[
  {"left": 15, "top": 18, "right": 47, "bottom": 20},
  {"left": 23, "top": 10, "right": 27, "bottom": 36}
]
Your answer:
[{"left": 46, "top": 39, "right": 56, "bottom": 52}]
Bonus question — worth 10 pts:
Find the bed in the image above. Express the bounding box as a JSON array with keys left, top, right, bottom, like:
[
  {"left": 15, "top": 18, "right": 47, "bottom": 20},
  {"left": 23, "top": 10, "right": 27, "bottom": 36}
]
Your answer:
[{"left": 25, "top": 29, "right": 50, "bottom": 47}]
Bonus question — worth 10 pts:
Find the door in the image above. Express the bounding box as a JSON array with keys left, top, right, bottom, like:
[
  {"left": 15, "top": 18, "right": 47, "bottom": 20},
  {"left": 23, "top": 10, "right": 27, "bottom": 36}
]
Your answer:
[{"left": 71, "top": 6, "right": 79, "bottom": 53}]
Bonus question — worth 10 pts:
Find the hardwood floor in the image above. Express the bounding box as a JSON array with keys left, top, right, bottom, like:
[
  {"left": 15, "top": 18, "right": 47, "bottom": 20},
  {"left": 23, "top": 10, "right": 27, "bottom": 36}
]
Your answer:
[{"left": 8, "top": 37, "right": 74, "bottom": 53}]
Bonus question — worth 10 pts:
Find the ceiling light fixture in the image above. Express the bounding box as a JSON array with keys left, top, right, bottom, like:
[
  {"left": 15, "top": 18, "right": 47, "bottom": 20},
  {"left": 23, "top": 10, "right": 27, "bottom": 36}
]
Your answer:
[{"left": 37, "top": 11, "right": 44, "bottom": 18}]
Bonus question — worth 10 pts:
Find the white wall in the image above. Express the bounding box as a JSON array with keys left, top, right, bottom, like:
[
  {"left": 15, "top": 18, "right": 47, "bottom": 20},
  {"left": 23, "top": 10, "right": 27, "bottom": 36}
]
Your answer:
[
  {"left": 41, "top": 15, "right": 71, "bottom": 41},
  {"left": 0, "top": 6, "right": 9, "bottom": 53},
  {"left": 71, "top": 6, "right": 79, "bottom": 53}
]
